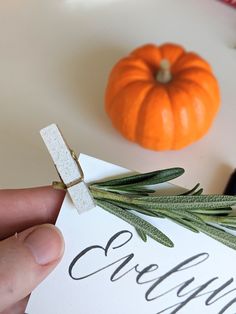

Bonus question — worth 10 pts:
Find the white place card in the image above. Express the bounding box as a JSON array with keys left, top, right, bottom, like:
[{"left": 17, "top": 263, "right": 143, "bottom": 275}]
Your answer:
[{"left": 26, "top": 154, "right": 236, "bottom": 314}]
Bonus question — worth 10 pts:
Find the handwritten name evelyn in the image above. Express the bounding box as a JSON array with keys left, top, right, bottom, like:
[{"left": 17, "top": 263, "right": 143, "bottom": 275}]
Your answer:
[{"left": 68, "top": 230, "right": 236, "bottom": 313}]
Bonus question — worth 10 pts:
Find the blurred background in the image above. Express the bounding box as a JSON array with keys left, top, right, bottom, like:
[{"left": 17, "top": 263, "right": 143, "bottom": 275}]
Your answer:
[{"left": 0, "top": 0, "right": 235, "bottom": 193}]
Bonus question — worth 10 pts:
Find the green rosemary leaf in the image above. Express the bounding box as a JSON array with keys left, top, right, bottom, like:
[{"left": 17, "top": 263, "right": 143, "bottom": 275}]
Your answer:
[
  {"left": 190, "top": 208, "right": 232, "bottom": 215},
  {"left": 163, "top": 214, "right": 200, "bottom": 233},
  {"left": 109, "top": 186, "right": 155, "bottom": 195},
  {"left": 135, "top": 228, "right": 147, "bottom": 242},
  {"left": 192, "top": 222, "right": 236, "bottom": 251},
  {"left": 92, "top": 168, "right": 184, "bottom": 187},
  {"left": 176, "top": 184, "right": 203, "bottom": 196},
  {"left": 133, "top": 208, "right": 166, "bottom": 218},
  {"left": 119, "top": 186, "right": 156, "bottom": 193},
  {"left": 194, "top": 213, "right": 236, "bottom": 226},
  {"left": 221, "top": 216, "right": 236, "bottom": 224},
  {"left": 130, "top": 168, "right": 185, "bottom": 186},
  {"left": 96, "top": 199, "right": 173, "bottom": 247},
  {"left": 107, "top": 200, "right": 160, "bottom": 217},
  {"left": 162, "top": 209, "right": 205, "bottom": 224},
  {"left": 107, "top": 199, "right": 144, "bottom": 211},
  {"left": 91, "top": 188, "right": 134, "bottom": 203},
  {"left": 92, "top": 185, "right": 155, "bottom": 195},
  {"left": 154, "top": 208, "right": 204, "bottom": 233},
  {"left": 133, "top": 195, "right": 236, "bottom": 211},
  {"left": 180, "top": 183, "right": 201, "bottom": 195},
  {"left": 217, "top": 217, "right": 236, "bottom": 228},
  {"left": 193, "top": 188, "right": 204, "bottom": 195}
]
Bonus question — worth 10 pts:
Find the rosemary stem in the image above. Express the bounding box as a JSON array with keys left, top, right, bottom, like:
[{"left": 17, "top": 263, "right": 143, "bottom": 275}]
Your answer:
[{"left": 90, "top": 187, "right": 133, "bottom": 203}]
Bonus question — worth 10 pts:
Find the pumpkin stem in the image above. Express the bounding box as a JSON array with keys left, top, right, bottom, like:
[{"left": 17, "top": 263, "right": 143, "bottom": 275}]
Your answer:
[{"left": 156, "top": 59, "right": 172, "bottom": 84}]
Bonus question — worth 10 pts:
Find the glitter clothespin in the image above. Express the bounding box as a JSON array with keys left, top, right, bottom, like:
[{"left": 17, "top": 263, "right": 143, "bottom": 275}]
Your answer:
[{"left": 40, "top": 124, "right": 95, "bottom": 213}]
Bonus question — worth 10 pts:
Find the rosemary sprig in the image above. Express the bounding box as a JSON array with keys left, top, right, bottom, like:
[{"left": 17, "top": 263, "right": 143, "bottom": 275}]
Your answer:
[{"left": 89, "top": 168, "right": 236, "bottom": 250}]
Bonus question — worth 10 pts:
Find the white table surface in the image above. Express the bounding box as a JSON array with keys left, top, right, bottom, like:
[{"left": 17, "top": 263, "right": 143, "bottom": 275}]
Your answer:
[{"left": 0, "top": 0, "right": 235, "bottom": 193}]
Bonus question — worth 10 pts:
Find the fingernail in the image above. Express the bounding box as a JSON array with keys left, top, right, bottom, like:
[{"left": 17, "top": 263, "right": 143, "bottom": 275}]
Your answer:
[{"left": 24, "top": 225, "right": 64, "bottom": 265}]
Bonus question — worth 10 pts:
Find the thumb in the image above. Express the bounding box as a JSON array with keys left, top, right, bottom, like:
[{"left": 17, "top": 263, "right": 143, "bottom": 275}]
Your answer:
[{"left": 0, "top": 224, "right": 64, "bottom": 312}]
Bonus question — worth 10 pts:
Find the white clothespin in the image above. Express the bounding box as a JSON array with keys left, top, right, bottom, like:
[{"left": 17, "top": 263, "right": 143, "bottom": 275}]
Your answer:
[{"left": 40, "top": 124, "right": 95, "bottom": 213}]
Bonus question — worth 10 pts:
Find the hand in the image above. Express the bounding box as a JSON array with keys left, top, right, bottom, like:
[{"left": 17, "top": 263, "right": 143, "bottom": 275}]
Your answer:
[{"left": 0, "top": 187, "right": 65, "bottom": 314}]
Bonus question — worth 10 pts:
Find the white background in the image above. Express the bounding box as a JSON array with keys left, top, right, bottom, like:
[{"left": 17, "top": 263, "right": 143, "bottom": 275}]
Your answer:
[{"left": 0, "top": 0, "right": 235, "bottom": 193}]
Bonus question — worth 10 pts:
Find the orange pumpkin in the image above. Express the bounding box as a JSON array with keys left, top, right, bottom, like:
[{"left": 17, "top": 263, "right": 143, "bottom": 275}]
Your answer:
[{"left": 105, "top": 43, "right": 220, "bottom": 150}]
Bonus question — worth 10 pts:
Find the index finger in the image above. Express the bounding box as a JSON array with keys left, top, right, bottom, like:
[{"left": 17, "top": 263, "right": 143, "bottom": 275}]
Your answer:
[{"left": 0, "top": 186, "right": 65, "bottom": 240}]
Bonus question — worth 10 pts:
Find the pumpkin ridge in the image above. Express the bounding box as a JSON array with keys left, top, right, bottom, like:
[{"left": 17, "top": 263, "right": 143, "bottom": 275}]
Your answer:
[
  {"left": 168, "top": 82, "right": 201, "bottom": 142},
  {"left": 110, "top": 64, "right": 153, "bottom": 83},
  {"left": 134, "top": 85, "right": 157, "bottom": 143},
  {"left": 173, "top": 78, "right": 212, "bottom": 101},
  {"left": 130, "top": 57, "right": 158, "bottom": 74},
  {"left": 173, "top": 76, "right": 220, "bottom": 115},
  {"left": 175, "top": 69, "right": 220, "bottom": 107},
  {"left": 114, "top": 56, "right": 152, "bottom": 72},
  {"left": 131, "top": 44, "right": 162, "bottom": 69},
  {"left": 174, "top": 67, "right": 213, "bottom": 77},
  {"left": 106, "top": 60, "right": 153, "bottom": 107},
  {"left": 108, "top": 81, "right": 154, "bottom": 141},
  {"left": 172, "top": 53, "right": 211, "bottom": 73},
  {"left": 106, "top": 79, "right": 154, "bottom": 114},
  {"left": 169, "top": 49, "right": 185, "bottom": 65},
  {"left": 113, "top": 63, "right": 151, "bottom": 75},
  {"left": 161, "top": 86, "right": 176, "bottom": 148},
  {"left": 159, "top": 43, "right": 185, "bottom": 67},
  {"left": 106, "top": 72, "right": 153, "bottom": 107},
  {"left": 173, "top": 79, "right": 219, "bottom": 136},
  {"left": 136, "top": 86, "right": 175, "bottom": 150},
  {"left": 167, "top": 50, "right": 185, "bottom": 68},
  {"left": 164, "top": 86, "right": 176, "bottom": 148},
  {"left": 108, "top": 60, "right": 151, "bottom": 85}
]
